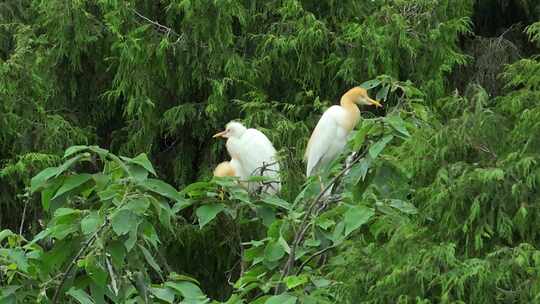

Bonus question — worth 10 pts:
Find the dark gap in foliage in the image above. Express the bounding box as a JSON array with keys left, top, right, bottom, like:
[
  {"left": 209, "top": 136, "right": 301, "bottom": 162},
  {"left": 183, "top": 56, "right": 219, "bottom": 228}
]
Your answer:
[{"left": 451, "top": 0, "right": 539, "bottom": 97}]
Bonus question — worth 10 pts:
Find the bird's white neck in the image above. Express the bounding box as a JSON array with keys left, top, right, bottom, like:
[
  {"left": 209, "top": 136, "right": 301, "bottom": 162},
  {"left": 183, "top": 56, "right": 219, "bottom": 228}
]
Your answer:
[{"left": 340, "top": 96, "right": 360, "bottom": 131}]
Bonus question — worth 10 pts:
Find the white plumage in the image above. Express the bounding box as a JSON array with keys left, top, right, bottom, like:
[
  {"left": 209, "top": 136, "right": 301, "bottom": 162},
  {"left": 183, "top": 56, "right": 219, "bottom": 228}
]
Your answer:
[
  {"left": 305, "top": 87, "right": 382, "bottom": 177},
  {"left": 214, "top": 121, "right": 281, "bottom": 194}
]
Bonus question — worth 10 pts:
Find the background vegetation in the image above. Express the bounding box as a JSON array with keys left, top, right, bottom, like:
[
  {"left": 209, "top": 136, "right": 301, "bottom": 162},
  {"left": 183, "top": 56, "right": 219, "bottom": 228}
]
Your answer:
[{"left": 1, "top": 0, "right": 540, "bottom": 303}]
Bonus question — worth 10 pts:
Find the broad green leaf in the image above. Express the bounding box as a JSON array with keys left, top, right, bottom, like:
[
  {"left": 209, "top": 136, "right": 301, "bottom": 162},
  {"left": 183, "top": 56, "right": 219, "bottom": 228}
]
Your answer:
[
  {"left": 127, "top": 164, "right": 149, "bottom": 182},
  {"left": 125, "top": 197, "right": 150, "bottom": 215},
  {"left": 30, "top": 167, "right": 60, "bottom": 192},
  {"left": 388, "top": 199, "right": 418, "bottom": 214},
  {"left": 125, "top": 222, "right": 139, "bottom": 252},
  {"left": 359, "top": 79, "right": 381, "bottom": 89},
  {"left": 164, "top": 281, "right": 206, "bottom": 300},
  {"left": 264, "top": 240, "right": 285, "bottom": 262},
  {"left": 28, "top": 229, "right": 50, "bottom": 246},
  {"left": 368, "top": 135, "right": 394, "bottom": 159},
  {"left": 256, "top": 206, "right": 276, "bottom": 227},
  {"left": 63, "top": 145, "right": 88, "bottom": 158},
  {"left": 54, "top": 207, "right": 80, "bottom": 218},
  {"left": 129, "top": 153, "right": 157, "bottom": 175},
  {"left": 85, "top": 257, "right": 107, "bottom": 286},
  {"left": 261, "top": 196, "right": 291, "bottom": 210},
  {"left": 195, "top": 204, "right": 225, "bottom": 228},
  {"left": 141, "top": 221, "right": 160, "bottom": 248},
  {"left": 376, "top": 85, "right": 390, "bottom": 101},
  {"left": 344, "top": 205, "right": 375, "bottom": 237},
  {"left": 55, "top": 154, "right": 86, "bottom": 177},
  {"left": 41, "top": 177, "right": 63, "bottom": 211},
  {"left": 141, "top": 179, "right": 183, "bottom": 202},
  {"left": 111, "top": 209, "right": 140, "bottom": 236},
  {"left": 139, "top": 244, "right": 162, "bottom": 274},
  {"left": 385, "top": 114, "right": 410, "bottom": 137},
  {"left": 51, "top": 174, "right": 93, "bottom": 200},
  {"left": 317, "top": 218, "right": 336, "bottom": 231},
  {"left": 284, "top": 275, "right": 308, "bottom": 289},
  {"left": 49, "top": 223, "right": 79, "bottom": 240},
  {"left": 88, "top": 146, "right": 109, "bottom": 158},
  {"left": 67, "top": 287, "right": 95, "bottom": 304},
  {"left": 150, "top": 287, "right": 175, "bottom": 303},
  {"left": 265, "top": 294, "right": 297, "bottom": 304},
  {"left": 108, "top": 240, "right": 126, "bottom": 265},
  {"left": 2, "top": 249, "right": 29, "bottom": 272},
  {"left": 168, "top": 273, "right": 201, "bottom": 285},
  {"left": 0, "top": 230, "right": 14, "bottom": 243},
  {"left": 81, "top": 212, "right": 103, "bottom": 235},
  {"left": 278, "top": 236, "right": 291, "bottom": 254}
]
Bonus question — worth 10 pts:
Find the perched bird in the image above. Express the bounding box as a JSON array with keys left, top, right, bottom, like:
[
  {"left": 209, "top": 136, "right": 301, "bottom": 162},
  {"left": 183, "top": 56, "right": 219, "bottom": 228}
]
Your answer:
[
  {"left": 213, "top": 160, "right": 241, "bottom": 177},
  {"left": 305, "top": 87, "right": 382, "bottom": 177},
  {"left": 213, "top": 121, "right": 281, "bottom": 194}
]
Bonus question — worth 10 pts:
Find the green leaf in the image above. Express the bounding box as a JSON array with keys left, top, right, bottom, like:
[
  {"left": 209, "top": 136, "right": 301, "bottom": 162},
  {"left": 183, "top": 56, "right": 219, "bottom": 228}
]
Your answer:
[
  {"left": 41, "top": 178, "right": 63, "bottom": 211},
  {"left": 0, "top": 230, "right": 14, "bottom": 243},
  {"left": 195, "top": 204, "right": 225, "bottom": 228},
  {"left": 30, "top": 167, "right": 60, "bottom": 192},
  {"left": 129, "top": 153, "right": 157, "bottom": 176},
  {"left": 140, "top": 179, "right": 183, "bottom": 202},
  {"left": 264, "top": 240, "right": 285, "bottom": 262},
  {"left": 125, "top": 221, "right": 140, "bottom": 252},
  {"left": 111, "top": 209, "right": 140, "bottom": 236},
  {"left": 85, "top": 257, "right": 107, "bottom": 286},
  {"left": 385, "top": 114, "right": 410, "bottom": 137},
  {"left": 164, "top": 281, "right": 207, "bottom": 300},
  {"left": 278, "top": 236, "right": 291, "bottom": 254},
  {"left": 81, "top": 212, "right": 103, "bottom": 235},
  {"left": 55, "top": 154, "right": 86, "bottom": 177},
  {"left": 125, "top": 197, "right": 150, "bottom": 215},
  {"left": 265, "top": 294, "right": 297, "bottom": 304},
  {"left": 139, "top": 244, "right": 162, "bottom": 274},
  {"left": 359, "top": 79, "right": 381, "bottom": 89},
  {"left": 64, "top": 145, "right": 89, "bottom": 158},
  {"left": 150, "top": 287, "right": 175, "bottom": 303},
  {"left": 2, "top": 249, "right": 29, "bottom": 272},
  {"left": 54, "top": 207, "right": 80, "bottom": 218},
  {"left": 388, "top": 199, "right": 418, "bottom": 214},
  {"left": 369, "top": 135, "right": 394, "bottom": 159},
  {"left": 376, "top": 85, "right": 390, "bottom": 101},
  {"left": 261, "top": 195, "right": 291, "bottom": 210},
  {"left": 344, "top": 205, "right": 375, "bottom": 237},
  {"left": 67, "top": 287, "right": 95, "bottom": 304},
  {"left": 127, "top": 164, "right": 149, "bottom": 182},
  {"left": 284, "top": 275, "right": 308, "bottom": 289},
  {"left": 51, "top": 174, "right": 93, "bottom": 200}
]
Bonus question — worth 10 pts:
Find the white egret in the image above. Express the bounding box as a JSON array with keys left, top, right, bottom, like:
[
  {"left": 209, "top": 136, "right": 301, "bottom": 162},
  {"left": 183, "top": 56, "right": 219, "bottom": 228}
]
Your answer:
[
  {"left": 213, "top": 121, "right": 281, "bottom": 194},
  {"left": 305, "top": 87, "right": 382, "bottom": 177}
]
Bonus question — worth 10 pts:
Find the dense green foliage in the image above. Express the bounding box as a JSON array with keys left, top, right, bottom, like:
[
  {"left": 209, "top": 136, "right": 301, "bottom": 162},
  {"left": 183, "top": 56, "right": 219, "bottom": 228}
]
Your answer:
[{"left": 1, "top": 0, "right": 540, "bottom": 303}]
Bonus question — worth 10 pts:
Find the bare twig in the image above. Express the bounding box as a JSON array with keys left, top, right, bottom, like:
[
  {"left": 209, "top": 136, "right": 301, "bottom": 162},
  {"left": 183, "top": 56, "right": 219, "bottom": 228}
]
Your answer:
[
  {"left": 296, "top": 244, "right": 337, "bottom": 275},
  {"left": 131, "top": 9, "right": 185, "bottom": 45},
  {"left": 18, "top": 193, "right": 30, "bottom": 236},
  {"left": 275, "top": 148, "right": 369, "bottom": 294},
  {"left": 105, "top": 255, "right": 119, "bottom": 296},
  {"left": 52, "top": 219, "right": 109, "bottom": 303}
]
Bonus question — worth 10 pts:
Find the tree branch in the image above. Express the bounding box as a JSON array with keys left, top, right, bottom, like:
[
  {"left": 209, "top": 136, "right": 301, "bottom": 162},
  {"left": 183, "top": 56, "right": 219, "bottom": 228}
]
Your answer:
[
  {"left": 275, "top": 148, "right": 368, "bottom": 293},
  {"left": 52, "top": 219, "right": 109, "bottom": 303}
]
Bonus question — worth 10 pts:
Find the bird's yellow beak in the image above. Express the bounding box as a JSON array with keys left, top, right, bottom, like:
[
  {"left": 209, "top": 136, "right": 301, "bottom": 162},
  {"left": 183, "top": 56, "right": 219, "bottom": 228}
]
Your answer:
[
  {"left": 368, "top": 97, "right": 383, "bottom": 108},
  {"left": 213, "top": 130, "right": 227, "bottom": 138}
]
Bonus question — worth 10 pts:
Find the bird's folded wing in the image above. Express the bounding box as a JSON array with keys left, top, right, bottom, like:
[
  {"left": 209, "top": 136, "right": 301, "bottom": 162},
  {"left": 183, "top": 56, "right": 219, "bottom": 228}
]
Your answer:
[
  {"left": 237, "top": 129, "right": 279, "bottom": 177},
  {"left": 305, "top": 107, "right": 341, "bottom": 176}
]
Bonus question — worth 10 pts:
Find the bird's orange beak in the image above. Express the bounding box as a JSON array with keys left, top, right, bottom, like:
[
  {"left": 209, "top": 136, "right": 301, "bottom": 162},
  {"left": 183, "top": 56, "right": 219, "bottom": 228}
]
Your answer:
[
  {"left": 213, "top": 130, "right": 227, "bottom": 138},
  {"left": 367, "top": 97, "right": 383, "bottom": 108}
]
